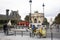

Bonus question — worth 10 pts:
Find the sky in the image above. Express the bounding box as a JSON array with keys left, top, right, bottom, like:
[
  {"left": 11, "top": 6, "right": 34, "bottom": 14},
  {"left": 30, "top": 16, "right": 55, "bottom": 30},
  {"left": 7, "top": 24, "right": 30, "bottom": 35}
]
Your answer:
[{"left": 0, "top": 0, "right": 60, "bottom": 22}]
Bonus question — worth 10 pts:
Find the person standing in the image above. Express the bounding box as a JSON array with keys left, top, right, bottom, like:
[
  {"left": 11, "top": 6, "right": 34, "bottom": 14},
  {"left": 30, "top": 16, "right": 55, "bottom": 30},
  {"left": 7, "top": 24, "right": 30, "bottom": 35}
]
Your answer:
[
  {"left": 3, "top": 23, "right": 9, "bottom": 35},
  {"left": 31, "top": 25, "right": 36, "bottom": 36}
]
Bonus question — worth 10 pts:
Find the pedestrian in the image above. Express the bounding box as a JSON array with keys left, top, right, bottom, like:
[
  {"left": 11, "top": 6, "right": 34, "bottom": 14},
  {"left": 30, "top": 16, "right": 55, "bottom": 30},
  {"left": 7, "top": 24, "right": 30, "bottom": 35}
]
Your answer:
[
  {"left": 31, "top": 25, "right": 36, "bottom": 36},
  {"left": 3, "top": 23, "right": 9, "bottom": 35},
  {"left": 32, "top": 25, "right": 35, "bottom": 32}
]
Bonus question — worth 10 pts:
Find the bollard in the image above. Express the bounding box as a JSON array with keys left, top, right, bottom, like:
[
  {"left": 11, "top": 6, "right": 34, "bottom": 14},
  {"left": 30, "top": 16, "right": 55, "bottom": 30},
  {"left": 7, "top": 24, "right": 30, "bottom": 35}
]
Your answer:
[
  {"left": 51, "top": 28, "right": 53, "bottom": 40},
  {"left": 14, "top": 31, "right": 16, "bottom": 36},
  {"left": 30, "top": 32, "right": 31, "bottom": 37},
  {"left": 21, "top": 31, "right": 23, "bottom": 37}
]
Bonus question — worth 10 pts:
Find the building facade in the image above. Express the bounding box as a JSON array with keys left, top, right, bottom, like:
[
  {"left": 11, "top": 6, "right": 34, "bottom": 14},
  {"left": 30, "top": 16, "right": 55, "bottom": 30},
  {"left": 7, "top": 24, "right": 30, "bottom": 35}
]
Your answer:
[
  {"left": 0, "top": 9, "right": 21, "bottom": 24},
  {"left": 10, "top": 10, "right": 21, "bottom": 20},
  {"left": 30, "top": 11, "right": 44, "bottom": 27}
]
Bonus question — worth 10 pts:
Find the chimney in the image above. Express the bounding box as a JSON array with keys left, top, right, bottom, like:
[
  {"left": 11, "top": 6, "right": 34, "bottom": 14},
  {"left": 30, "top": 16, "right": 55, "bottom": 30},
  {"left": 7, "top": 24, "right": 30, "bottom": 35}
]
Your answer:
[{"left": 6, "top": 9, "right": 9, "bottom": 16}]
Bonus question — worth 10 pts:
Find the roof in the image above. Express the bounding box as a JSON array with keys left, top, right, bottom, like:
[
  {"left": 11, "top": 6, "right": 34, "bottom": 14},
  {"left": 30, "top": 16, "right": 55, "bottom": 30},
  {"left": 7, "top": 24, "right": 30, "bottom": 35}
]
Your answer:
[
  {"left": 0, "top": 10, "right": 21, "bottom": 20},
  {"left": 0, "top": 14, "right": 20, "bottom": 20}
]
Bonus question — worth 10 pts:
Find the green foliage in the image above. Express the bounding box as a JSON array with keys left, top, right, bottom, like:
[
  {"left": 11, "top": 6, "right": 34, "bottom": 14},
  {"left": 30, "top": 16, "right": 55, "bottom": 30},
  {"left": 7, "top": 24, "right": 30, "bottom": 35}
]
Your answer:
[
  {"left": 0, "top": 20, "right": 8, "bottom": 24},
  {"left": 43, "top": 18, "right": 49, "bottom": 25},
  {"left": 11, "top": 20, "right": 17, "bottom": 24},
  {"left": 55, "top": 13, "right": 60, "bottom": 24},
  {"left": 0, "top": 20, "right": 17, "bottom": 25},
  {"left": 0, "top": 24, "right": 3, "bottom": 30},
  {"left": 24, "top": 15, "right": 29, "bottom": 22}
]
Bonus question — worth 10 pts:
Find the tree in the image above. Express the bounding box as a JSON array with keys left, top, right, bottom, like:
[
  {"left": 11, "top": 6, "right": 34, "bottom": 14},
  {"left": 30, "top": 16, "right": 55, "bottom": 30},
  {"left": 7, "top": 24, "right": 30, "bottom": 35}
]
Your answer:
[
  {"left": 55, "top": 13, "right": 60, "bottom": 24},
  {"left": 24, "top": 15, "right": 29, "bottom": 22},
  {"left": 42, "top": 18, "right": 49, "bottom": 25}
]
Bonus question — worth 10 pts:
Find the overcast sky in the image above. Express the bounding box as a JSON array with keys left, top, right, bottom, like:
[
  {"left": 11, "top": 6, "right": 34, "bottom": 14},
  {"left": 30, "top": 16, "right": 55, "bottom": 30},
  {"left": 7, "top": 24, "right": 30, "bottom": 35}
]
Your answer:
[{"left": 0, "top": 0, "right": 60, "bottom": 22}]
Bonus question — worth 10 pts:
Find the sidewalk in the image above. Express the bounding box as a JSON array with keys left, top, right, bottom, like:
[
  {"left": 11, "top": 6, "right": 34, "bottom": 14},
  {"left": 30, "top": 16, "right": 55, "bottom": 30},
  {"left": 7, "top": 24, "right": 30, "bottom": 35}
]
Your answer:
[
  {"left": 0, "top": 36, "right": 60, "bottom": 40},
  {"left": 47, "top": 28, "right": 60, "bottom": 33},
  {"left": 0, "top": 28, "right": 60, "bottom": 40}
]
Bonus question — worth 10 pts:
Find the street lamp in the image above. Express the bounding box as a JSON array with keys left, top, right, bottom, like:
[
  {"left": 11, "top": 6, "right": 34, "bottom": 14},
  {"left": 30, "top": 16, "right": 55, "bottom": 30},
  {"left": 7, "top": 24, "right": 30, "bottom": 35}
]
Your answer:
[
  {"left": 42, "top": 3, "right": 45, "bottom": 17},
  {"left": 42, "top": 3, "right": 45, "bottom": 25},
  {"left": 29, "top": 0, "right": 32, "bottom": 37},
  {"left": 29, "top": 0, "right": 32, "bottom": 23}
]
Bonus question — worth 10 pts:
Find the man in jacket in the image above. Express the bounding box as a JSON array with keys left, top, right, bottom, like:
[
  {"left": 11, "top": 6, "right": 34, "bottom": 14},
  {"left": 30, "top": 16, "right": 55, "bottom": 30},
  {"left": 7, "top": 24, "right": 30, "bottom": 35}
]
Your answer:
[{"left": 3, "top": 23, "right": 9, "bottom": 35}]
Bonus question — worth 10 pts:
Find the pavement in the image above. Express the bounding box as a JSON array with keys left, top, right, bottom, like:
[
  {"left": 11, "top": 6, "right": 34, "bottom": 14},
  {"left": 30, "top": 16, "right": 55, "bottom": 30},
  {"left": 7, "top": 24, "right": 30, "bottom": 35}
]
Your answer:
[
  {"left": 0, "top": 28, "right": 60, "bottom": 40},
  {"left": 0, "top": 35, "right": 60, "bottom": 40}
]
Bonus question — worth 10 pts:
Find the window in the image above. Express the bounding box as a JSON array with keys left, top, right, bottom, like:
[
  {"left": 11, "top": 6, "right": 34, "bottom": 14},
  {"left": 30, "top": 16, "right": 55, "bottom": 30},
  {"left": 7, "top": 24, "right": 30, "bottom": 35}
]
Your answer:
[
  {"left": 34, "top": 19, "right": 37, "bottom": 23},
  {"left": 38, "top": 21, "right": 41, "bottom": 23}
]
